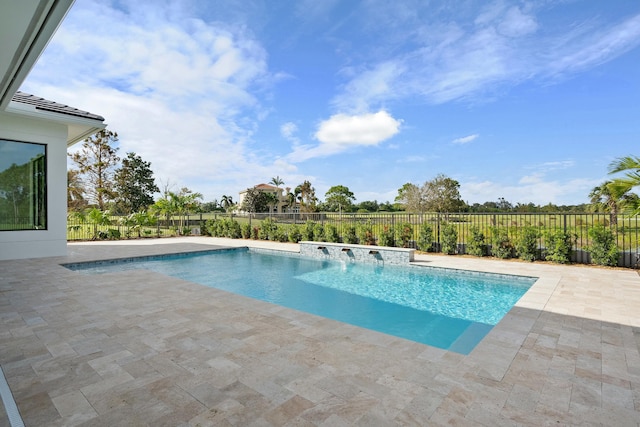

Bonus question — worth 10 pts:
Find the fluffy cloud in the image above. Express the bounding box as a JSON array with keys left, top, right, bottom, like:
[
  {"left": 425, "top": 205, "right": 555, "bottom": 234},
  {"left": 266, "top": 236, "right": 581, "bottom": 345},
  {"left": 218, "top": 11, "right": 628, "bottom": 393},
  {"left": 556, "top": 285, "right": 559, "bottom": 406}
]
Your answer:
[
  {"left": 287, "top": 111, "right": 402, "bottom": 162},
  {"left": 316, "top": 111, "right": 401, "bottom": 145},
  {"left": 24, "top": 1, "right": 276, "bottom": 200}
]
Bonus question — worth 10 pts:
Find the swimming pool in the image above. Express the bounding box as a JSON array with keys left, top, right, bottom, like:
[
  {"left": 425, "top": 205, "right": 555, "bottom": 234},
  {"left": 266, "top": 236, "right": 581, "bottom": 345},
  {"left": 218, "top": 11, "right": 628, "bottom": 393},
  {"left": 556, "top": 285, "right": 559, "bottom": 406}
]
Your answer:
[{"left": 66, "top": 248, "right": 537, "bottom": 354}]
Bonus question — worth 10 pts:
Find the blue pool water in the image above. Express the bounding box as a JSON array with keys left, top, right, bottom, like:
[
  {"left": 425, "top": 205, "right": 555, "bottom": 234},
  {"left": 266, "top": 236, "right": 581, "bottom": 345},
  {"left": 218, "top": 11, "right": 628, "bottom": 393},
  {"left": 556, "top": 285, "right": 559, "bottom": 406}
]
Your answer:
[{"left": 66, "top": 249, "right": 536, "bottom": 354}]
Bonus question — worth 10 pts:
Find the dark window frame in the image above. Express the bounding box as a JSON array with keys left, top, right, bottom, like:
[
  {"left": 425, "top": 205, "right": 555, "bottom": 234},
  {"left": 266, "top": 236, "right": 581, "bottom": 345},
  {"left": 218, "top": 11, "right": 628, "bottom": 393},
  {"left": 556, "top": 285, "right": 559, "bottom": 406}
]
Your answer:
[{"left": 0, "top": 139, "right": 48, "bottom": 231}]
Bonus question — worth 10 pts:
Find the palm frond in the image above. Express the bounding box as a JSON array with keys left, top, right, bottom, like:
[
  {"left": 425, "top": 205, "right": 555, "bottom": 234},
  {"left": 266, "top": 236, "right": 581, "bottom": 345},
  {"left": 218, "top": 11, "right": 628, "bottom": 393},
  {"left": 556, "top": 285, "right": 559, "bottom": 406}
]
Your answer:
[{"left": 608, "top": 155, "right": 640, "bottom": 174}]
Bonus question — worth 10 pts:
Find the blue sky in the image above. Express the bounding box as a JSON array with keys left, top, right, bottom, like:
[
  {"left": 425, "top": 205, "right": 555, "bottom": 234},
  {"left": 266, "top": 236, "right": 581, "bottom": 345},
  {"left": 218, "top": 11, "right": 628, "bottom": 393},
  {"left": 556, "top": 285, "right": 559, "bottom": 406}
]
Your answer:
[{"left": 22, "top": 0, "right": 640, "bottom": 206}]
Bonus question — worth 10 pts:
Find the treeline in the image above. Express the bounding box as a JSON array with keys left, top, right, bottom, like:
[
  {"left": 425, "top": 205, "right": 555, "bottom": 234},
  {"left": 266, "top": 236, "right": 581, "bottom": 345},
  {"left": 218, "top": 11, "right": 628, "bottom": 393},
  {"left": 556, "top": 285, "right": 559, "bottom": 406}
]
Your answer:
[{"left": 67, "top": 128, "right": 639, "bottom": 220}]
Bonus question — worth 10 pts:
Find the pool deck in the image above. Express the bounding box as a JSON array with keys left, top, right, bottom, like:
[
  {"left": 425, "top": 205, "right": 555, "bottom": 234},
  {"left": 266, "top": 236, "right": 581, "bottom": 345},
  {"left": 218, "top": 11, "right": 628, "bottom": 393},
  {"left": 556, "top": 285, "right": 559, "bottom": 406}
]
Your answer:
[{"left": 0, "top": 237, "right": 638, "bottom": 426}]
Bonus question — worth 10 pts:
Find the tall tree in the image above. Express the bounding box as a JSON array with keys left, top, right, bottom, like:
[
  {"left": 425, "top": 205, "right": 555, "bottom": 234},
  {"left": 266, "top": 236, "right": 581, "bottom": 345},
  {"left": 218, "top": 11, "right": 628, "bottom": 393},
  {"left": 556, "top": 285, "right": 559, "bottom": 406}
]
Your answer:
[
  {"left": 240, "top": 188, "right": 269, "bottom": 213},
  {"left": 422, "top": 174, "right": 465, "bottom": 213},
  {"left": 263, "top": 191, "right": 279, "bottom": 214},
  {"left": 395, "top": 182, "right": 424, "bottom": 212},
  {"left": 69, "top": 129, "right": 120, "bottom": 210},
  {"left": 324, "top": 185, "right": 355, "bottom": 212},
  {"left": 295, "top": 180, "right": 317, "bottom": 213},
  {"left": 114, "top": 152, "right": 159, "bottom": 214},
  {"left": 67, "top": 169, "right": 87, "bottom": 211},
  {"left": 283, "top": 188, "right": 296, "bottom": 212}
]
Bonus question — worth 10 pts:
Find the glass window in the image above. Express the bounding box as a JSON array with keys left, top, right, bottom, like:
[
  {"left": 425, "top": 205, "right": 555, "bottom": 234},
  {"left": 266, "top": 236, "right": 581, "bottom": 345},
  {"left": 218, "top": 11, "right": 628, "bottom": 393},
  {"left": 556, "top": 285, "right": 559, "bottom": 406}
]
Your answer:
[{"left": 0, "top": 140, "right": 47, "bottom": 231}]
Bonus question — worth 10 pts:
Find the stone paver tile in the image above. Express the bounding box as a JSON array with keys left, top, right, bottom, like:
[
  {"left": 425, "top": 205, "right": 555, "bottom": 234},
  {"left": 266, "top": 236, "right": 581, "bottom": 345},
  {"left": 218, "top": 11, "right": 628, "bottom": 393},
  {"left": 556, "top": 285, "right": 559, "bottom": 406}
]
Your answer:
[
  {"left": 50, "top": 390, "right": 97, "bottom": 426},
  {"left": 264, "top": 394, "right": 315, "bottom": 425},
  {"left": 17, "top": 390, "right": 61, "bottom": 427}
]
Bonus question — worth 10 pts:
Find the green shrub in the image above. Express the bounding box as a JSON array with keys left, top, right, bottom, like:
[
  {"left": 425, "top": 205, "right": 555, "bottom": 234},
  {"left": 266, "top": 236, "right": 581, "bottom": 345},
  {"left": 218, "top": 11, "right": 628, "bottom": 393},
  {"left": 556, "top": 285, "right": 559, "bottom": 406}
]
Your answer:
[
  {"left": 417, "top": 223, "right": 433, "bottom": 252},
  {"left": 324, "top": 224, "right": 339, "bottom": 243},
  {"left": 225, "top": 219, "right": 241, "bottom": 238},
  {"left": 200, "top": 220, "right": 211, "bottom": 236},
  {"left": 544, "top": 230, "right": 575, "bottom": 264},
  {"left": 107, "top": 229, "right": 121, "bottom": 240},
  {"left": 441, "top": 223, "right": 458, "bottom": 255},
  {"left": 466, "top": 226, "right": 487, "bottom": 257},
  {"left": 516, "top": 226, "right": 539, "bottom": 262},
  {"left": 587, "top": 225, "right": 619, "bottom": 266},
  {"left": 313, "top": 223, "right": 325, "bottom": 242},
  {"left": 396, "top": 222, "right": 413, "bottom": 248},
  {"left": 378, "top": 225, "right": 395, "bottom": 247},
  {"left": 204, "top": 219, "right": 218, "bottom": 236},
  {"left": 288, "top": 224, "right": 302, "bottom": 243},
  {"left": 207, "top": 218, "right": 240, "bottom": 237},
  {"left": 490, "top": 227, "right": 513, "bottom": 259},
  {"left": 272, "top": 225, "right": 288, "bottom": 242},
  {"left": 251, "top": 226, "right": 259, "bottom": 240},
  {"left": 241, "top": 223, "right": 251, "bottom": 239},
  {"left": 260, "top": 218, "right": 278, "bottom": 240},
  {"left": 302, "top": 221, "right": 316, "bottom": 241},
  {"left": 345, "top": 225, "right": 358, "bottom": 244},
  {"left": 357, "top": 221, "right": 376, "bottom": 245}
]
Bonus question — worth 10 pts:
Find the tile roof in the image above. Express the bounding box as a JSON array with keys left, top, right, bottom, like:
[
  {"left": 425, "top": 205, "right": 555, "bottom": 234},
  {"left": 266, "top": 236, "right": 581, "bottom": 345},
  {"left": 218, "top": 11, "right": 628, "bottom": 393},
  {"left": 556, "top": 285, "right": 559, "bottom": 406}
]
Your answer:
[
  {"left": 11, "top": 91, "right": 104, "bottom": 121},
  {"left": 254, "top": 183, "right": 280, "bottom": 190}
]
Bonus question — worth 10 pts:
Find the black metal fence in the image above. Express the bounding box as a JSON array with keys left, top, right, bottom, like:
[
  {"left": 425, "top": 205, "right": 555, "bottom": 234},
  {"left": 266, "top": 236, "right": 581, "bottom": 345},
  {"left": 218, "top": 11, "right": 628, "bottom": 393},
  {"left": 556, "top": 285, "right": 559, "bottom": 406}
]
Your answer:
[{"left": 66, "top": 211, "right": 640, "bottom": 268}]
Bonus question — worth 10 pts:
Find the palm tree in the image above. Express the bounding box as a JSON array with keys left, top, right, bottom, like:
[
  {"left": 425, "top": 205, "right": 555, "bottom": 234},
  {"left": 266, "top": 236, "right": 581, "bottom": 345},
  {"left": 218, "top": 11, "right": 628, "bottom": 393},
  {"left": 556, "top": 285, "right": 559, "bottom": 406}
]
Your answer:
[
  {"left": 269, "top": 176, "right": 284, "bottom": 188},
  {"left": 221, "top": 195, "right": 233, "bottom": 212},
  {"left": 283, "top": 188, "right": 296, "bottom": 212},
  {"left": 609, "top": 155, "right": 640, "bottom": 215},
  {"left": 295, "top": 180, "right": 317, "bottom": 213},
  {"left": 589, "top": 181, "right": 622, "bottom": 224}
]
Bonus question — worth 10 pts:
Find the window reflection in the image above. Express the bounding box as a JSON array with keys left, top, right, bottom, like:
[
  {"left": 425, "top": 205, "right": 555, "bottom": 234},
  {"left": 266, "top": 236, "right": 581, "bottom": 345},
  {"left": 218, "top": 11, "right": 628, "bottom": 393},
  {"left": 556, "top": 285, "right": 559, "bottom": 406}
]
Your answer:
[{"left": 0, "top": 140, "right": 47, "bottom": 230}]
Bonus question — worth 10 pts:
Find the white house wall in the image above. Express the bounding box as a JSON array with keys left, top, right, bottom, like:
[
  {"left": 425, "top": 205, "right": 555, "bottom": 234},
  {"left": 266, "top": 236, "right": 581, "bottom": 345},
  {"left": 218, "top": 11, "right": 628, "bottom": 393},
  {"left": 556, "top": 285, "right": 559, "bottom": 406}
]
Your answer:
[{"left": 0, "top": 111, "right": 69, "bottom": 260}]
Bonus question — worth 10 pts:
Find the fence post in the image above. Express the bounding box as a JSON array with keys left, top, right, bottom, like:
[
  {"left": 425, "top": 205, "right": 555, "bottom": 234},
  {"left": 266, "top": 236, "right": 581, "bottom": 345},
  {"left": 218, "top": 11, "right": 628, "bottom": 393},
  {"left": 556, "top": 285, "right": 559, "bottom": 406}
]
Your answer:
[{"left": 437, "top": 213, "right": 441, "bottom": 252}]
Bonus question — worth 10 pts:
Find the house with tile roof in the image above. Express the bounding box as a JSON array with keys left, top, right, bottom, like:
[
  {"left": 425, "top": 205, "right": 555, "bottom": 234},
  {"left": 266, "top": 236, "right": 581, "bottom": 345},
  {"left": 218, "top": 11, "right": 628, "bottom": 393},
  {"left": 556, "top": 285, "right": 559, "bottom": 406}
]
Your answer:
[
  {"left": 238, "top": 183, "right": 298, "bottom": 214},
  {"left": 0, "top": 1, "right": 106, "bottom": 260}
]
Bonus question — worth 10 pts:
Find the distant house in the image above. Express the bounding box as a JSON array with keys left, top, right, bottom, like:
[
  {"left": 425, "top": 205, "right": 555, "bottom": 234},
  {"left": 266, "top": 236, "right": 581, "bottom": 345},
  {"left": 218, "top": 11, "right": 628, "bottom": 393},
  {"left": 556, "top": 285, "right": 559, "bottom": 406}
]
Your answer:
[
  {"left": 0, "top": 1, "right": 106, "bottom": 260},
  {"left": 238, "top": 184, "right": 298, "bottom": 214}
]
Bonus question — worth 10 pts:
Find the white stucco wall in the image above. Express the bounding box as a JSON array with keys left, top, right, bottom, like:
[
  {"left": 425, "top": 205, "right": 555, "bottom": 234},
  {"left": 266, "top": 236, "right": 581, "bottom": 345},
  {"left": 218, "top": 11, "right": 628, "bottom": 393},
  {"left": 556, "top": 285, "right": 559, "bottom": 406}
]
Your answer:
[{"left": 0, "top": 112, "right": 69, "bottom": 260}]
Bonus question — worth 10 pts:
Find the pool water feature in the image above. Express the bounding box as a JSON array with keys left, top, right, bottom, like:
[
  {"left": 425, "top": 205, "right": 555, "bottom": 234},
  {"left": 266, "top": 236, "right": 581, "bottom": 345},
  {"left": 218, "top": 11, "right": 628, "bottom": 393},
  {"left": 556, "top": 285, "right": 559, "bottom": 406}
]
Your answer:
[{"left": 66, "top": 248, "right": 537, "bottom": 354}]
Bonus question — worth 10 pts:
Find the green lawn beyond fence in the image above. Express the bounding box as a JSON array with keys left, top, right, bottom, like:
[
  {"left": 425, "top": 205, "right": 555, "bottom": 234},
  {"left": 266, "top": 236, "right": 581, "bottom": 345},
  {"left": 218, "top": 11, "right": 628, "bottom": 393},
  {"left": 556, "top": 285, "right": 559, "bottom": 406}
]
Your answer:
[{"left": 67, "top": 212, "right": 640, "bottom": 268}]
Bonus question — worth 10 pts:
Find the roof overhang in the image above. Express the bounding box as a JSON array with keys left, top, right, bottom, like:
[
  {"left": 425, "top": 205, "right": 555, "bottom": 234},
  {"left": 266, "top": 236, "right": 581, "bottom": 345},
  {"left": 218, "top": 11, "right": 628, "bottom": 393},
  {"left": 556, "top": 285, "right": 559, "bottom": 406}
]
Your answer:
[
  {"left": 0, "top": 0, "right": 75, "bottom": 109},
  {"left": 6, "top": 99, "right": 105, "bottom": 146}
]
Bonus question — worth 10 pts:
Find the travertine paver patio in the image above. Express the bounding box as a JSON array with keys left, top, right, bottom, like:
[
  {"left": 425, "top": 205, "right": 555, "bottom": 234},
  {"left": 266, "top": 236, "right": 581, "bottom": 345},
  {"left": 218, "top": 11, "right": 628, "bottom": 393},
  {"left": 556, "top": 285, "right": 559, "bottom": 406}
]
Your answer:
[{"left": 0, "top": 237, "right": 639, "bottom": 426}]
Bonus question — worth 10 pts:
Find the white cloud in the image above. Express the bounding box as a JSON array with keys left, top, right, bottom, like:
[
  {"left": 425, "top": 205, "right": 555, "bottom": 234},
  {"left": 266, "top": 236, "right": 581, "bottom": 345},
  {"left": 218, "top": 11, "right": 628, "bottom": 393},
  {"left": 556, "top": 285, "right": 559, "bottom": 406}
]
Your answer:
[
  {"left": 333, "top": 61, "right": 405, "bottom": 112},
  {"left": 23, "top": 1, "right": 278, "bottom": 201},
  {"left": 332, "top": 4, "right": 640, "bottom": 108},
  {"left": 497, "top": 6, "right": 538, "bottom": 38},
  {"left": 543, "top": 14, "right": 640, "bottom": 78},
  {"left": 452, "top": 134, "right": 479, "bottom": 144},
  {"left": 526, "top": 160, "right": 575, "bottom": 173},
  {"left": 316, "top": 111, "right": 401, "bottom": 145},
  {"left": 280, "top": 122, "right": 298, "bottom": 139},
  {"left": 287, "top": 111, "right": 402, "bottom": 162}
]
